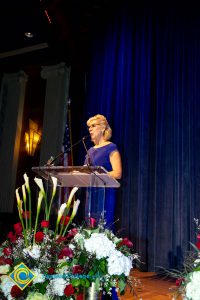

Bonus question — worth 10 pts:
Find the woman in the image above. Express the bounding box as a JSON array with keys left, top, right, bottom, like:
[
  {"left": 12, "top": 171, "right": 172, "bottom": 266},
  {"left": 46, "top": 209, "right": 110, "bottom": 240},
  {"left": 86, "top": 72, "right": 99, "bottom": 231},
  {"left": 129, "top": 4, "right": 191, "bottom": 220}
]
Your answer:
[{"left": 84, "top": 114, "right": 122, "bottom": 227}]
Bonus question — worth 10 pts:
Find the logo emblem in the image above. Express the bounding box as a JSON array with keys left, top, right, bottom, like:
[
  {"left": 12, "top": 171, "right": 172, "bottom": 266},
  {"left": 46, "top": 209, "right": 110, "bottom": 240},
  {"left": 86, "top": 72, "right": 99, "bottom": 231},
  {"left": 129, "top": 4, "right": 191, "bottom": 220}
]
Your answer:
[{"left": 9, "top": 263, "right": 36, "bottom": 290}]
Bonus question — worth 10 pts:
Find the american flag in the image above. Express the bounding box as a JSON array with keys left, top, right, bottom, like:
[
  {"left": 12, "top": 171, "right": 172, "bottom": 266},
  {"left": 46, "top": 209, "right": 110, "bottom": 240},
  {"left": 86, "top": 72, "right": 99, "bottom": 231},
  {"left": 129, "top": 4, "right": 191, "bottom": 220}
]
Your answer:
[
  {"left": 60, "top": 99, "right": 73, "bottom": 203},
  {"left": 62, "top": 98, "right": 73, "bottom": 166},
  {"left": 62, "top": 118, "right": 72, "bottom": 166}
]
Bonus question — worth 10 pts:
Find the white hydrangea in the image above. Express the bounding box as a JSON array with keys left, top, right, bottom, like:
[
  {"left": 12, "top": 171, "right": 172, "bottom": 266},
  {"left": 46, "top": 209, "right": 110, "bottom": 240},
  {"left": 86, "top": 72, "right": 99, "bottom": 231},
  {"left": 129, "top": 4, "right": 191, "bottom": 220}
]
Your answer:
[
  {"left": 0, "top": 264, "right": 10, "bottom": 274},
  {"left": 0, "top": 275, "right": 15, "bottom": 300},
  {"left": 74, "top": 233, "right": 85, "bottom": 250},
  {"left": 74, "top": 233, "right": 84, "bottom": 242},
  {"left": 185, "top": 271, "right": 200, "bottom": 300},
  {"left": 194, "top": 259, "right": 200, "bottom": 267},
  {"left": 46, "top": 278, "right": 67, "bottom": 296},
  {"left": 23, "top": 245, "right": 41, "bottom": 259},
  {"left": 32, "top": 268, "right": 45, "bottom": 284},
  {"left": 56, "top": 258, "right": 69, "bottom": 274},
  {"left": 68, "top": 243, "right": 75, "bottom": 250},
  {"left": 26, "top": 291, "right": 50, "bottom": 300},
  {"left": 84, "top": 233, "right": 116, "bottom": 259},
  {"left": 107, "top": 250, "right": 132, "bottom": 276}
]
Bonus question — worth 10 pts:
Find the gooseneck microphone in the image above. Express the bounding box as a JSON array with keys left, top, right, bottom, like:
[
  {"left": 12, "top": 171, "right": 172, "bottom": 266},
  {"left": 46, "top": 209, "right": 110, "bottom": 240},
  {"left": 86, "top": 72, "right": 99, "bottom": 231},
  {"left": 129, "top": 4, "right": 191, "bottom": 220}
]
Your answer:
[
  {"left": 82, "top": 136, "right": 92, "bottom": 166},
  {"left": 45, "top": 135, "right": 89, "bottom": 166}
]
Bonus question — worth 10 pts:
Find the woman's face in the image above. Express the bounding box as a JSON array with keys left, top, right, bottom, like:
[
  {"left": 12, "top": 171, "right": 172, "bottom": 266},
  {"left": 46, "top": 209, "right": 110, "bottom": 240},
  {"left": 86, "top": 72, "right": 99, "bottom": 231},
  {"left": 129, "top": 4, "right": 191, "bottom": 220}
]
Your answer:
[{"left": 87, "top": 119, "right": 104, "bottom": 143}]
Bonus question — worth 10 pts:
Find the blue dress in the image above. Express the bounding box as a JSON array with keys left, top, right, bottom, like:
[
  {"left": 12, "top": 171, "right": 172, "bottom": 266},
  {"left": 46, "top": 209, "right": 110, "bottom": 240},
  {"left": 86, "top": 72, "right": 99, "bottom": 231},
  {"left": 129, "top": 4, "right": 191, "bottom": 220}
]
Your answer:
[
  {"left": 84, "top": 143, "right": 118, "bottom": 228},
  {"left": 85, "top": 143, "right": 119, "bottom": 299}
]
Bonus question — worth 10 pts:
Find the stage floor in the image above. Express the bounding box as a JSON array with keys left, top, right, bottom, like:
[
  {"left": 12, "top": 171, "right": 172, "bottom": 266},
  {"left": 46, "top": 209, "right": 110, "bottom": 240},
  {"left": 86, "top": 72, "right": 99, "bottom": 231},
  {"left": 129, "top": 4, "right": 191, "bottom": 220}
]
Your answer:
[{"left": 119, "top": 269, "right": 179, "bottom": 299}]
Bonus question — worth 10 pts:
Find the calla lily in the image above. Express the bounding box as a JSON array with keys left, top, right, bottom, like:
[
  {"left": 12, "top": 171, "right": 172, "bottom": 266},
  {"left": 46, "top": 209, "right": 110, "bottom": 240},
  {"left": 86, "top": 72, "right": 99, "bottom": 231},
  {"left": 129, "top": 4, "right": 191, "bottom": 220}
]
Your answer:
[
  {"left": 15, "top": 188, "right": 23, "bottom": 215},
  {"left": 57, "top": 203, "right": 67, "bottom": 223},
  {"left": 37, "top": 190, "right": 44, "bottom": 211},
  {"left": 17, "top": 200, "right": 23, "bottom": 215},
  {"left": 22, "top": 184, "right": 28, "bottom": 231},
  {"left": 23, "top": 173, "right": 30, "bottom": 192},
  {"left": 15, "top": 188, "right": 22, "bottom": 207},
  {"left": 70, "top": 199, "right": 80, "bottom": 220},
  {"left": 33, "top": 191, "right": 44, "bottom": 244},
  {"left": 46, "top": 176, "right": 58, "bottom": 221},
  {"left": 34, "top": 178, "right": 45, "bottom": 195},
  {"left": 59, "top": 187, "right": 79, "bottom": 236},
  {"left": 34, "top": 177, "right": 48, "bottom": 219},
  {"left": 51, "top": 176, "right": 57, "bottom": 198},
  {"left": 62, "top": 200, "right": 80, "bottom": 236},
  {"left": 66, "top": 187, "right": 79, "bottom": 210},
  {"left": 23, "top": 173, "right": 32, "bottom": 230},
  {"left": 22, "top": 184, "right": 27, "bottom": 204},
  {"left": 15, "top": 188, "right": 27, "bottom": 246},
  {"left": 54, "top": 203, "right": 67, "bottom": 237}
]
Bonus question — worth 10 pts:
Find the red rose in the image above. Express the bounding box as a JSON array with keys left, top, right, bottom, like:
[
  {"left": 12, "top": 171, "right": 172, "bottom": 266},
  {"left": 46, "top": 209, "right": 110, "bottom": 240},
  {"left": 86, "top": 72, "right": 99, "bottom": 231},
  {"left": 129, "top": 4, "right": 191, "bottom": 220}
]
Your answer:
[
  {"left": 35, "top": 231, "right": 44, "bottom": 243},
  {"left": 10, "top": 285, "right": 23, "bottom": 298},
  {"left": 56, "top": 236, "right": 67, "bottom": 244},
  {"left": 89, "top": 217, "right": 97, "bottom": 228},
  {"left": 77, "top": 294, "right": 84, "bottom": 300},
  {"left": 48, "top": 267, "right": 55, "bottom": 274},
  {"left": 175, "top": 278, "right": 184, "bottom": 286},
  {"left": 4, "top": 258, "right": 13, "bottom": 265},
  {"left": 0, "top": 256, "right": 5, "bottom": 265},
  {"left": 118, "top": 238, "right": 133, "bottom": 248},
  {"left": 196, "top": 240, "right": 200, "bottom": 250},
  {"left": 58, "top": 247, "right": 73, "bottom": 259},
  {"left": 67, "top": 228, "right": 78, "bottom": 239},
  {"left": 14, "top": 223, "right": 22, "bottom": 235},
  {"left": 64, "top": 284, "right": 74, "bottom": 296},
  {"left": 7, "top": 231, "right": 17, "bottom": 243},
  {"left": 3, "top": 247, "right": 12, "bottom": 256},
  {"left": 41, "top": 220, "right": 49, "bottom": 228},
  {"left": 22, "top": 211, "right": 30, "bottom": 219},
  {"left": 60, "top": 215, "right": 70, "bottom": 226},
  {"left": 72, "top": 265, "right": 83, "bottom": 274}
]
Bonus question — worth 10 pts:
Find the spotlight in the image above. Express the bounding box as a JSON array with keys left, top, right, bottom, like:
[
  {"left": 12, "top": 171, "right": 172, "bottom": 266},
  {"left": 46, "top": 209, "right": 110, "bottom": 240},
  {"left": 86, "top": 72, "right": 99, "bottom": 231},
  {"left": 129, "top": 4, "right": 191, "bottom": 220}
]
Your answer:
[{"left": 24, "top": 32, "right": 35, "bottom": 38}]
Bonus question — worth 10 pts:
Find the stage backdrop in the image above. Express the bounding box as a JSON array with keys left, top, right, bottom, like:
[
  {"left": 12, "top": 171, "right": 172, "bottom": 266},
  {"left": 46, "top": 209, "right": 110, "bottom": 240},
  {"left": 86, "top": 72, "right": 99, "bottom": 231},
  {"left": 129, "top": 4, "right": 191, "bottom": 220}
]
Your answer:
[{"left": 74, "top": 3, "right": 200, "bottom": 271}]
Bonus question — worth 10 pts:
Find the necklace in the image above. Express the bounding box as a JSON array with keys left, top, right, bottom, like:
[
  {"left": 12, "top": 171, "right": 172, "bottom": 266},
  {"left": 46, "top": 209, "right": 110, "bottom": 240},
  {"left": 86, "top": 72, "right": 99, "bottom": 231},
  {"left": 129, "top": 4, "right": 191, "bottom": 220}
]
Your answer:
[{"left": 94, "top": 141, "right": 111, "bottom": 148}]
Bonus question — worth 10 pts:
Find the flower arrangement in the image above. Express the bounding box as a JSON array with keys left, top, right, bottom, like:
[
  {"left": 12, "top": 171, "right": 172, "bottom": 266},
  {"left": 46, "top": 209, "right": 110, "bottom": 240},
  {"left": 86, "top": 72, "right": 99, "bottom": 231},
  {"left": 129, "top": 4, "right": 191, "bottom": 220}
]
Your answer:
[
  {"left": 167, "top": 219, "right": 200, "bottom": 300},
  {"left": 0, "top": 174, "right": 139, "bottom": 300}
]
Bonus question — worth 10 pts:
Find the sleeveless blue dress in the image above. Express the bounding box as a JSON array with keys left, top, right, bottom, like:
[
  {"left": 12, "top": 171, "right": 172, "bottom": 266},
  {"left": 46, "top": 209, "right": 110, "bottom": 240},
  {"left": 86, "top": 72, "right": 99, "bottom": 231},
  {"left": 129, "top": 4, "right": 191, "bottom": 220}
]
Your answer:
[
  {"left": 84, "top": 143, "right": 118, "bottom": 227},
  {"left": 85, "top": 143, "right": 119, "bottom": 299}
]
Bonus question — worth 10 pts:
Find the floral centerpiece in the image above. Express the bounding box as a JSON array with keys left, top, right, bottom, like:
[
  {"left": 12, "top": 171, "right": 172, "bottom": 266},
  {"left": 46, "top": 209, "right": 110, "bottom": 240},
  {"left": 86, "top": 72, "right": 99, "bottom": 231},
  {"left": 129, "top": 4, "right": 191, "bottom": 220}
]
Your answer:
[
  {"left": 168, "top": 219, "right": 200, "bottom": 300},
  {"left": 0, "top": 174, "right": 139, "bottom": 300}
]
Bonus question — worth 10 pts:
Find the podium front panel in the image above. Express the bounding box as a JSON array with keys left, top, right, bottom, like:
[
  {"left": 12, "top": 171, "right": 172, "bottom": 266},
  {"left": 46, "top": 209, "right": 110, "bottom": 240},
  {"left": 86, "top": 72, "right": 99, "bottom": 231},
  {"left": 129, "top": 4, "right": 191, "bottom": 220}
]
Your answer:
[{"left": 32, "top": 166, "right": 120, "bottom": 188}]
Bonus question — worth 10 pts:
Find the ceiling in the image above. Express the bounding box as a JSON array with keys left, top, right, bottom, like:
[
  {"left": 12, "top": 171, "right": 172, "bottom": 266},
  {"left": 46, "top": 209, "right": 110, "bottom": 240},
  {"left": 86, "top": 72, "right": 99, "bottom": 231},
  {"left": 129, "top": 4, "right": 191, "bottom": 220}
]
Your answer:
[
  {"left": 0, "top": 0, "right": 115, "bottom": 63},
  {"left": 0, "top": 0, "right": 48, "bottom": 54},
  {"left": 0, "top": 1, "right": 199, "bottom": 59}
]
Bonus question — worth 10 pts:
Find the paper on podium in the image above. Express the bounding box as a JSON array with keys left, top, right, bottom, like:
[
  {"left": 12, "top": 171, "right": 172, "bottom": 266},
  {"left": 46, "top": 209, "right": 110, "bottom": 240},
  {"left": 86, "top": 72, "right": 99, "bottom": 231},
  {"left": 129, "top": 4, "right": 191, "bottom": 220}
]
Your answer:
[{"left": 31, "top": 166, "right": 120, "bottom": 188}]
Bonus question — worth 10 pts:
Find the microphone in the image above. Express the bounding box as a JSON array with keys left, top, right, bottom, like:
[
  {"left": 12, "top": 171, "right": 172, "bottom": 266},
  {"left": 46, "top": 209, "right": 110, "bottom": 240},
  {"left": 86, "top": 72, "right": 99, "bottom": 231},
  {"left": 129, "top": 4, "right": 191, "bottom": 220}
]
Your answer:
[
  {"left": 45, "top": 135, "right": 89, "bottom": 166},
  {"left": 82, "top": 136, "right": 92, "bottom": 166},
  {"left": 82, "top": 138, "right": 106, "bottom": 188}
]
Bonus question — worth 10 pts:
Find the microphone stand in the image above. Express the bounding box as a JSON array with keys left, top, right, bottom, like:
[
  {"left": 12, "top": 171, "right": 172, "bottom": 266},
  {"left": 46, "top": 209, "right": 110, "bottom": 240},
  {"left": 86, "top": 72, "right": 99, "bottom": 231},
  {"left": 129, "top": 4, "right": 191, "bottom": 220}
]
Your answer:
[
  {"left": 82, "top": 137, "right": 107, "bottom": 222},
  {"left": 46, "top": 135, "right": 89, "bottom": 166}
]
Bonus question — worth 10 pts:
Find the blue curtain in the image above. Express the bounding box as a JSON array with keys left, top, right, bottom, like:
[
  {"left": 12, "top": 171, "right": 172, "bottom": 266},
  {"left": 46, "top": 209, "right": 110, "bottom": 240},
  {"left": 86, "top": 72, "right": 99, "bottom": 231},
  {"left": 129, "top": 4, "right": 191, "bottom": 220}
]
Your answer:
[{"left": 75, "top": 4, "right": 200, "bottom": 271}]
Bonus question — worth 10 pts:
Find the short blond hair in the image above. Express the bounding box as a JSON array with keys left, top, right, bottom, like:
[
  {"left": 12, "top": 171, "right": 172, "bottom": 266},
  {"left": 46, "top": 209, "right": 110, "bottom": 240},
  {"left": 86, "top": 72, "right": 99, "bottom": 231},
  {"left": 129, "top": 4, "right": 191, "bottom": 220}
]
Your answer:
[{"left": 87, "top": 114, "right": 112, "bottom": 141}]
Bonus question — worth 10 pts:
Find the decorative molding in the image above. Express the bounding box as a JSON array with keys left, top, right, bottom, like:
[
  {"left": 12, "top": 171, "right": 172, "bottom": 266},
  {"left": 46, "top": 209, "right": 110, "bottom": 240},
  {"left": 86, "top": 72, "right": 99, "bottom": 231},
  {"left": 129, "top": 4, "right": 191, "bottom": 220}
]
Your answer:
[
  {"left": 41, "top": 62, "right": 69, "bottom": 79},
  {"left": 0, "top": 43, "right": 48, "bottom": 59}
]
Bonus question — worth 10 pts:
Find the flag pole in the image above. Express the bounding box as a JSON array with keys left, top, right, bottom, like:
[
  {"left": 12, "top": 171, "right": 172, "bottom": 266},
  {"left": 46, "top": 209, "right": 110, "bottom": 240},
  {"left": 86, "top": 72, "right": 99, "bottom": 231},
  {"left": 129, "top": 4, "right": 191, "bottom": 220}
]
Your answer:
[{"left": 67, "top": 99, "right": 74, "bottom": 166}]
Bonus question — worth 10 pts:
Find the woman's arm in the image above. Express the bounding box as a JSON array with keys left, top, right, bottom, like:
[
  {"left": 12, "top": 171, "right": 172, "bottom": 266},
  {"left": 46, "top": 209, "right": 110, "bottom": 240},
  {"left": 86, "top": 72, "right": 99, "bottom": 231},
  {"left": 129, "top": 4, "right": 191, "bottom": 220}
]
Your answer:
[{"left": 108, "top": 150, "right": 122, "bottom": 179}]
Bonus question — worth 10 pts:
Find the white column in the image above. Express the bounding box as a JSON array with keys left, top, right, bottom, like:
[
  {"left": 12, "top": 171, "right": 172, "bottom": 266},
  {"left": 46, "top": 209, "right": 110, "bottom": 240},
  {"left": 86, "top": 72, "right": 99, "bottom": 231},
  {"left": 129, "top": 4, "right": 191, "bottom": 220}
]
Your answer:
[
  {"left": 40, "top": 62, "right": 71, "bottom": 165},
  {"left": 0, "top": 71, "right": 28, "bottom": 212}
]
